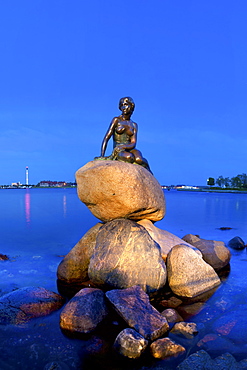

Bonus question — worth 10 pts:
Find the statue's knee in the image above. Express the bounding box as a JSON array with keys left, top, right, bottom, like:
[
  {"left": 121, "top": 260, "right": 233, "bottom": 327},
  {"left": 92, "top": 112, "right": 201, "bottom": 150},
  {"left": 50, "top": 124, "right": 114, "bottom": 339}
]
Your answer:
[
  {"left": 134, "top": 156, "right": 143, "bottom": 164},
  {"left": 118, "top": 151, "right": 134, "bottom": 163}
]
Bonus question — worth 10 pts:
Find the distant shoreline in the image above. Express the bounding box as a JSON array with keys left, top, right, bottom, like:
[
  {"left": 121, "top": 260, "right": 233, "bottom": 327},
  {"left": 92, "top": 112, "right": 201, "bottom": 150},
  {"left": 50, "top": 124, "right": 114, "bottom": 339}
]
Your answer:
[{"left": 176, "top": 188, "right": 247, "bottom": 194}]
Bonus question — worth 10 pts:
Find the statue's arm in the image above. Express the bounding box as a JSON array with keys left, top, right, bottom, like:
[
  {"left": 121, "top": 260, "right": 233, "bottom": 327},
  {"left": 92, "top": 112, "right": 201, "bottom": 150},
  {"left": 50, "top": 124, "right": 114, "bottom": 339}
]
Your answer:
[{"left": 101, "top": 117, "right": 117, "bottom": 156}]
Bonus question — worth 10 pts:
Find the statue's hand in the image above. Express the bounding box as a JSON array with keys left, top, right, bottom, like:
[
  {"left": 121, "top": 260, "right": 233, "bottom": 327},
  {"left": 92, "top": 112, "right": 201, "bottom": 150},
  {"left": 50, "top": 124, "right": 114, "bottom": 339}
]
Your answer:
[{"left": 114, "top": 144, "right": 125, "bottom": 154}]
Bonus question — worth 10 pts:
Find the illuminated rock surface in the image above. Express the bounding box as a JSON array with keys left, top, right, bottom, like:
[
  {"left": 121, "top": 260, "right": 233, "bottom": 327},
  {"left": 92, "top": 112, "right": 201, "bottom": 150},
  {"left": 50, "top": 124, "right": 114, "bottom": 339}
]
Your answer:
[
  {"left": 167, "top": 245, "right": 221, "bottom": 298},
  {"left": 106, "top": 285, "right": 169, "bottom": 341},
  {"left": 182, "top": 234, "right": 231, "bottom": 270},
  {"left": 60, "top": 288, "right": 108, "bottom": 334},
  {"left": 76, "top": 160, "right": 165, "bottom": 222},
  {"left": 114, "top": 328, "right": 148, "bottom": 359},
  {"left": 57, "top": 223, "right": 102, "bottom": 284},
  {"left": 150, "top": 337, "right": 186, "bottom": 359},
  {"left": 138, "top": 219, "right": 199, "bottom": 261},
  {"left": 88, "top": 219, "right": 167, "bottom": 293},
  {"left": 0, "top": 286, "right": 64, "bottom": 325}
]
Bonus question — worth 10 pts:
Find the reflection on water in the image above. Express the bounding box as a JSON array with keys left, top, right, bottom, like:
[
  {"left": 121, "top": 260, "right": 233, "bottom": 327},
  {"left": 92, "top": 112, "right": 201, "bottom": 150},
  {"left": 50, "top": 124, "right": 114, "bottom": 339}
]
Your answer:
[
  {"left": 63, "top": 194, "right": 67, "bottom": 218},
  {"left": 24, "top": 190, "right": 31, "bottom": 226}
]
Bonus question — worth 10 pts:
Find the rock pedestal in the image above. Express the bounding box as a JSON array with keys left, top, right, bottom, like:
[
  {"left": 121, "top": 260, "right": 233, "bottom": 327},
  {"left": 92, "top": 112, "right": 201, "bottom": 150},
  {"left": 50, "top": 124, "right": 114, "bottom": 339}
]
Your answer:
[
  {"left": 57, "top": 223, "right": 102, "bottom": 285},
  {"left": 76, "top": 160, "right": 165, "bottom": 222},
  {"left": 88, "top": 219, "right": 167, "bottom": 293}
]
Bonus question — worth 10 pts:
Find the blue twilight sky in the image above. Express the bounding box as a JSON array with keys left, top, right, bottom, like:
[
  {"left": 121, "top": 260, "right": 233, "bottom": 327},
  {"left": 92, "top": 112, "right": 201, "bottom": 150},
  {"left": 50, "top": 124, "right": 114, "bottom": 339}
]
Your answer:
[{"left": 0, "top": 1, "right": 246, "bottom": 186}]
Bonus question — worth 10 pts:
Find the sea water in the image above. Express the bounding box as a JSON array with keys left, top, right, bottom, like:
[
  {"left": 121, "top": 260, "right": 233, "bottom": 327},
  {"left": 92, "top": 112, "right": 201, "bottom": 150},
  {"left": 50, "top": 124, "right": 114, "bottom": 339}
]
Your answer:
[{"left": 0, "top": 188, "right": 247, "bottom": 369}]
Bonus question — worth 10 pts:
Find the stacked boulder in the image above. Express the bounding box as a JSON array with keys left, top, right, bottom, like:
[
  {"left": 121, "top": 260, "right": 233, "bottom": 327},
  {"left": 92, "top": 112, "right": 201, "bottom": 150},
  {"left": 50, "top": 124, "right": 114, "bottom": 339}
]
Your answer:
[
  {"left": 58, "top": 160, "right": 167, "bottom": 294},
  {"left": 56, "top": 160, "right": 231, "bottom": 359},
  {"left": 57, "top": 160, "right": 230, "bottom": 297}
]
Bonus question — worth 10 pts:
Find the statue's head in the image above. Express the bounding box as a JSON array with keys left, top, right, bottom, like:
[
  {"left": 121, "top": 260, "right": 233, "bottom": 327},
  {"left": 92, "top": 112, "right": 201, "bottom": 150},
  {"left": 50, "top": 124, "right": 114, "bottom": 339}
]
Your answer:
[{"left": 119, "top": 97, "right": 135, "bottom": 113}]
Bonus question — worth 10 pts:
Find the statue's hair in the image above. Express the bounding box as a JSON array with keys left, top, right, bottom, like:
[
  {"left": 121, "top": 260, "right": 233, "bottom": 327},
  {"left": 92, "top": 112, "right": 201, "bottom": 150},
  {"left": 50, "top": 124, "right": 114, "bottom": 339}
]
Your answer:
[{"left": 119, "top": 97, "right": 135, "bottom": 112}]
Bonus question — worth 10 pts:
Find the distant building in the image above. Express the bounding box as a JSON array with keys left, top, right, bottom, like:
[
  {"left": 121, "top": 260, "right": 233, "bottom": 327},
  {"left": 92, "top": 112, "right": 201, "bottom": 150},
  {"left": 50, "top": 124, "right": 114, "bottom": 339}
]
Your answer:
[{"left": 39, "top": 181, "right": 67, "bottom": 187}]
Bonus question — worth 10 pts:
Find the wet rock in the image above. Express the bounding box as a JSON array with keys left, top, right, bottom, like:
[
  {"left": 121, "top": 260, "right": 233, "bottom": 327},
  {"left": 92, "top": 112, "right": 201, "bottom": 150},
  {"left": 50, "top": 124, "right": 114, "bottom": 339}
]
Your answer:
[
  {"left": 176, "top": 350, "right": 214, "bottom": 369},
  {"left": 214, "top": 352, "right": 239, "bottom": 369},
  {"left": 0, "top": 253, "right": 9, "bottom": 261},
  {"left": 83, "top": 335, "right": 111, "bottom": 359},
  {"left": 196, "top": 334, "right": 241, "bottom": 357},
  {"left": 0, "top": 286, "right": 64, "bottom": 325},
  {"left": 150, "top": 337, "right": 185, "bottom": 359},
  {"left": 167, "top": 244, "right": 221, "bottom": 298},
  {"left": 182, "top": 234, "right": 201, "bottom": 245},
  {"left": 212, "top": 305, "right": 247, "bottom": 344},
  {"left": 170, "top": 322, "right": 198, "bottom": 339},
  {"left": 176, "top": 302, "right": 205, "bottom": 319},
  {"left": 114, "top": 328, "right": 148, "bottom": 359},
  {"left": 60, "top": 288, "right": 108, "bottom": 334},
  {"left": 76, "top": 160, "right": 165, "bottom": 222},
  {"left": 138, "top": 219, "right": 198, "bottom": 261},
  {"left": 44, "top": 361, "right": 70, "bottom": 370},
  {"left": 228, "top": 236, "right": 246, "bottom": 250},
  {"left": 239, "top": 359, "right": 247, "bottom": 368},
  {"left": 160, "top": 308, "right": 183, "bottom": 324},
  {"left": 160, "top": 296, "right": 183, "bottom": 308},
  {"left": 106, "top": 285, "right": 169, "bottom": 341},
  {"left": 57, "top": 223, "right": 102, "bottom": 284},
  {"left": 88, "top": 219, "right": 167, "bottom": 293},
  {"left": 182, "top": 234, "right": 231, "bottom": 270}
]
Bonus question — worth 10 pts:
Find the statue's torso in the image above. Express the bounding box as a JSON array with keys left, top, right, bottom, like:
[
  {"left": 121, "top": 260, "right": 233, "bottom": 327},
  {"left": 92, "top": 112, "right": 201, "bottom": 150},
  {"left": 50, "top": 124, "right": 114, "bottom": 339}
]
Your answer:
[{"left": 114, "top": 119, "right": 135, "bottom": 146}]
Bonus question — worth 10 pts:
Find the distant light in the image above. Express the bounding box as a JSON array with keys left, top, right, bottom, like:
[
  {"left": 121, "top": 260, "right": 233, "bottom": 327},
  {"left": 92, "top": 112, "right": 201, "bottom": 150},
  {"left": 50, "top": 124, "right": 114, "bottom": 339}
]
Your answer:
[{"left": 25, "top": 166, "right": 29, "bottom": 185}]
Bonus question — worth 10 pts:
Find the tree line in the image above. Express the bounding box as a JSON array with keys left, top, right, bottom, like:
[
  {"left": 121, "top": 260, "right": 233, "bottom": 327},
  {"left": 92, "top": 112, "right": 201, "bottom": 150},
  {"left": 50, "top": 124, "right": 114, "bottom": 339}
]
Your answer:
[{"left": 207, "top": 173, "right": 247, "bottom": 188}]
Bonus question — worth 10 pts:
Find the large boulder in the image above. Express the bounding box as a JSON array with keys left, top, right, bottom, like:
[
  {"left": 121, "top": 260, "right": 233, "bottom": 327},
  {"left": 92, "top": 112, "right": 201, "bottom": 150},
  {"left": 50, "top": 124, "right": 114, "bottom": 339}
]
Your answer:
[
  {"left": 60, "top": 288, "right": 108, "bottom": 334},
  {"left": 167, "top": 245, "right": 221, "bottom": 298},
  {"left": 138, "top": 220, "right": 200, "bottom": 261},
  {"left": 88, "top": 219, "right": 167, "bottom": 293},
  {"left": 57, "top": 223, "right": 102, "bottom": 285},
  {"left": 182, "top": 234, "right": 231, "bottom": 270},
  {"left": 106, "top": 285, "right": 169, "bottom": 341},
  {"left": 76, "top": 160, "right": 165, "bottom": 222},
  {"left": 0, "top": 287, "right": 64, "bottom": 325}
]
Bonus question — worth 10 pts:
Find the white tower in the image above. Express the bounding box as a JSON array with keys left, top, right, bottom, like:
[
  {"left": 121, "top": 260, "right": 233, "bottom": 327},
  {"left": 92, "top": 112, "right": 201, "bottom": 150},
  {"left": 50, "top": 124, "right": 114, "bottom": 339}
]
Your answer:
[{"left": 25, "top": 166, "right": 29, "bottom": 185}]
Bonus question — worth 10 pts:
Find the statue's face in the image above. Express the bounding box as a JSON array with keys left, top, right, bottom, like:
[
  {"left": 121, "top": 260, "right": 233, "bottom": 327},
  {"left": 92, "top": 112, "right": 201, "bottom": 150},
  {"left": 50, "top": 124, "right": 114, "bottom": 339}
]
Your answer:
[{"left": 119, "top": 98, "right": 133, "bottom": 116}]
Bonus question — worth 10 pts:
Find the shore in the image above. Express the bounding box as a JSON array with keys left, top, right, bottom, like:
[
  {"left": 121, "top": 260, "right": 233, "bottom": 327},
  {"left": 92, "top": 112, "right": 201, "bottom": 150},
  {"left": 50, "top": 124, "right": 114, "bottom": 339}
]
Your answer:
[{"left": 176, "top": 188, "right": 247, "bottom": 194}]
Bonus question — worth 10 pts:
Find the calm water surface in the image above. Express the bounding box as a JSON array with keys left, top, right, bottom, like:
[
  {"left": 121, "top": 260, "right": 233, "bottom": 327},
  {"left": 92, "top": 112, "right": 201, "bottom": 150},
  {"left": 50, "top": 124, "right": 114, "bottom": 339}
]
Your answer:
[{"left": 0, "top": 188, "right": 247, "bottom": 369}]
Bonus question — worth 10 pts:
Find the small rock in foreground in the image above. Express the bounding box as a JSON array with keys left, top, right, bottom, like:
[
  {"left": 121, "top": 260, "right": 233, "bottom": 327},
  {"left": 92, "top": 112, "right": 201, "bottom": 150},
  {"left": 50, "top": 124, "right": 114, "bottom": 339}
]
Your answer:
[
  {"left": 150, "top": 337, "right": 185, "bottom": 359},
  {"left": 60, "top": 288, "right": 108, "bottom": 334},
  {"left": 161, "top": 308, "right": 183, "bottom": 324},
  {"left": 176, "top": 350, "right": 213, "bottom": 369},
  {"left": 106, "top": 285, "right": 169, "bottom": 341},
  {"left": 177, "top": 350, "right": 247, "bottom": 369},
  {"left": 114, "top": 328, "right": 148, "bottom": 359},
  {"left": 170, "top": 322, "right": 198, "bottom": 339}
]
